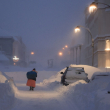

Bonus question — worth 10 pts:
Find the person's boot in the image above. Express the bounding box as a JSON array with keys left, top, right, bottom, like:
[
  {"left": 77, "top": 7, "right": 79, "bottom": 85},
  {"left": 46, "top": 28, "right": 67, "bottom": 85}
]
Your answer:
[
  {"left": 29, "top": 86, "right": 32, "bottom": 91},
  {"left": 108, "top": 91, "right": 110, "bottom": 94},
  {"left": 32, "top": 87, "right": 34, "bottom": 91}
]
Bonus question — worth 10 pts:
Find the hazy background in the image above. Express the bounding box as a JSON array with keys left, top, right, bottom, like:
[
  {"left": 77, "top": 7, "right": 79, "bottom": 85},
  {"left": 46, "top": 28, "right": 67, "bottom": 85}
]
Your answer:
[{"left": 0, "top": 0, "right": 93, "bottom": 68}]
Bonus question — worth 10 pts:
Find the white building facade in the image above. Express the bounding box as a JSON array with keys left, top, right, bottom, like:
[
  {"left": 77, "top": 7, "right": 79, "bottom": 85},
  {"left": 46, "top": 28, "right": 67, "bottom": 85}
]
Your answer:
[
  {"left": 70, "top": 44, "right": 82, "bottom": 65},
  {"left": 70, "top": 0, "right": 110, "bottom": 68},
  {"left": 84, "top": 0, "right": 110, "bottom": 68}
]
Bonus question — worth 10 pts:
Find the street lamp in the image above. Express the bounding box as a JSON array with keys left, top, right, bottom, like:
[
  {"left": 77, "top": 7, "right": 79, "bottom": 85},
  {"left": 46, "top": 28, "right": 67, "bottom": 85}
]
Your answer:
[
  {"left": 89, "top": 2, "right": 110, "bottom": 13},
  {"left": 65, "top": 45, "right": 68, "bottom": 48},
  {"left": 75, "top": 26, "right": 80, "bottom": 33},
  {"left": 31, "top": 52, "right": 34, "bottom": 55},
  {"left": 75, "top": 25, "right": 94, "bottom": 66},
  {"left": 59, "top": 52, "right": 63, "bottom": 56}
]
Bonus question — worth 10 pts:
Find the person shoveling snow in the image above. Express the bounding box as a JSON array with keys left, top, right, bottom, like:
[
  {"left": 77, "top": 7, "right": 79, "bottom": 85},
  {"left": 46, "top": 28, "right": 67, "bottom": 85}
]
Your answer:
[{"left": 26, "top": 68, "right": 38, "bottom": 91}]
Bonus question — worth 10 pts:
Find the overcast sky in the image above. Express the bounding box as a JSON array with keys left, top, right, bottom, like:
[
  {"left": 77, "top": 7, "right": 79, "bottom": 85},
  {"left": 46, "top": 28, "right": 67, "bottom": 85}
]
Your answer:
[{"left": 0, "top": 0, "right": 93, "bottom": 66}]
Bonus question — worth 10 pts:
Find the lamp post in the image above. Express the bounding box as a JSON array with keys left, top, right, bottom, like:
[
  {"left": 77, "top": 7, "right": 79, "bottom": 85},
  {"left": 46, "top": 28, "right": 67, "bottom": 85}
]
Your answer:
[
  {"left": 75, "top": 25, "right": 94, "bottom": 66},
  {"left": 89, "top": 2, "right": 110, "bottom": 13}
]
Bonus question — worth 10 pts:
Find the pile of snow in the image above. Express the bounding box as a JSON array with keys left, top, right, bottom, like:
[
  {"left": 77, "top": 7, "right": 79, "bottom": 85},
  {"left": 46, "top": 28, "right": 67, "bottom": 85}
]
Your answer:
[
  {"left": 40, "top": 69, "right": 110, "bottom": 110},
  {"left": 0, "top": 71, "right": 17, "bottom": 110},
  {"left": 0, "top": 71, "right": 7, "bottom": 83},
  {"left": 1, "top": 66, "right": 110, "bottom": 110}
]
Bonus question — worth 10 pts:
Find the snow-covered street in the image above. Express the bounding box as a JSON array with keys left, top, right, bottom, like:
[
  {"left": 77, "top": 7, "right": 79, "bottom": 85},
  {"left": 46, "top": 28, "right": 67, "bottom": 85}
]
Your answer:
[
  {"left": 1, "top": 67, "right": 110, "bottom": 110},
  {"left": 11, "top": 83, "right": 78, "bottom": 110},
  {"left": 6, "top": 71, "right": 78, "bottom": 110}
]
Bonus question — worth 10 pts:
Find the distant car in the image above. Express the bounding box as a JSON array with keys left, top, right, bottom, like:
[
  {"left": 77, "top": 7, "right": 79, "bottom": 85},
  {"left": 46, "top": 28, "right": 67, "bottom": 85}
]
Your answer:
[{"left": 60, "top": 66, "right": 89, "bottom": 86}]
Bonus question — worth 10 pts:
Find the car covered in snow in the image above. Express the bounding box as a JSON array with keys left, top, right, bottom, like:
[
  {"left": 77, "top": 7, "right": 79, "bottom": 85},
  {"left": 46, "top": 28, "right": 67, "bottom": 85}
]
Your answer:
[
  {"left": 91, "top": 72, "right": 110, "bottom": 80},
  {"left": 60, "top": 66, "right": 89, "bottom": 86}
]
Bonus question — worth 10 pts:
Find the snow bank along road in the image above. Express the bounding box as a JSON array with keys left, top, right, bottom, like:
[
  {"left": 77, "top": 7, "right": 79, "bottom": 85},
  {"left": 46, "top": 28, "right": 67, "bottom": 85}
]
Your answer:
[
  {"left": 1, "top": 71, "right": 110, "bottom": 110},
  {"left": 5, "top": 71, "right": 79, "bottom": 110}
]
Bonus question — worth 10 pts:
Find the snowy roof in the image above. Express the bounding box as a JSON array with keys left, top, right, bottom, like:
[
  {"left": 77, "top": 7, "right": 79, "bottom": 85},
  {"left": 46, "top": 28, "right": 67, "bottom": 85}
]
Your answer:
[
  {"left": 0, "top": 36, "right": 19, "bottom": 42},
  {"left": 0, "top": 28, "right": 19, "bottom": 41},
  {"left": 0, "top": 52, "right": 9, "bottom": 61}
]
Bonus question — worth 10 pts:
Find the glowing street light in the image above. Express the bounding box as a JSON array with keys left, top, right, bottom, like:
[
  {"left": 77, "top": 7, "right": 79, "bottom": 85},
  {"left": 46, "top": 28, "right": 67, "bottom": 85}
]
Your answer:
[
  {"left": 75, "top": 25, "right": 94, "bottom": 66},
  {"left": 13, "top": 56, "right": 19, "bottom": 62},
  {"left": 75, "top": 26, "right": 80, "bottom": 33},
  {"left": 31, "top": 52, "right": 34, "bottom": 55},
  {"left": 59, "top": 52, "right": 63, "bottom": 56},
  {"left": 65, "top": 45, "right": 68, "bottom": 48},
  {"left": 62, "top": 48, "right": 65, "bottom": 50},
  {"left": 89, "top": 2, "right": 97, "bottom": 13},
  {"left": 89, "top": 2, "right": 110, "bottom": 13}
]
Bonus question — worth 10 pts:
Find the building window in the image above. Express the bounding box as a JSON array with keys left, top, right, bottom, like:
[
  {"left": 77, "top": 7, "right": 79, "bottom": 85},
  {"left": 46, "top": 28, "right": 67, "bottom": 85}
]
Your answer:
[
  {"left": 105, "top": 40, "right": 110, "bottom": 68},
  {"left": 105, "top": 40, "right": 110, "bottom": 51}
]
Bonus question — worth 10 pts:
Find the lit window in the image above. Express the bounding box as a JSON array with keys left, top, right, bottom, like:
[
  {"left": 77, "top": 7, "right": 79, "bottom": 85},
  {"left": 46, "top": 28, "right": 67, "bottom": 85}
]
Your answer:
[{"left": 105, "top": 40, "right": 110, "bottom": 51}]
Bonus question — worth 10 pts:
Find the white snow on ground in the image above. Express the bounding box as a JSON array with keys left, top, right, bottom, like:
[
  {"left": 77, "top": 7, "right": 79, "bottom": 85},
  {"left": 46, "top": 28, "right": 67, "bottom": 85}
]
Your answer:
[
  {"left": 0, "top": 66, "right": 110, "bottom": 110},
  {"left": 0, "top": 71, "right": 7, "bottom": 83},
  {"left": 0, "top": 71, "right": 18, "bottom": 110}
]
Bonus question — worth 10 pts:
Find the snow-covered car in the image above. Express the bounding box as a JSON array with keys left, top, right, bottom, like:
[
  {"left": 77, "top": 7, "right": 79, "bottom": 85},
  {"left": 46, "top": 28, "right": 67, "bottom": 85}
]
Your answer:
[
  {"left": 69, "top": 64, "right": 102, "bottom": 79},
  {"left": 91, "top": 72, "right": 110, "bottom": 80},
  {"left": 60, "top": 66, "right": 89, "bottom": 86}
]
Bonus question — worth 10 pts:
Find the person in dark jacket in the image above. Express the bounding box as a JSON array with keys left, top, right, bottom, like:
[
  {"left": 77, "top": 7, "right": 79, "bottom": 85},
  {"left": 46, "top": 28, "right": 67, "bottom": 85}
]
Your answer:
[{"left": 26, "top": 68, "right": 37, "bottom": 91}]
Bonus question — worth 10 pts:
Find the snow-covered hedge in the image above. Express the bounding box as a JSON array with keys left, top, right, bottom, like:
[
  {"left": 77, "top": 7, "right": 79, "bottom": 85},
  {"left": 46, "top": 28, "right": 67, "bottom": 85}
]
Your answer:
[{"left": 0, "top": 71, "right": 17, "bottom": 110}]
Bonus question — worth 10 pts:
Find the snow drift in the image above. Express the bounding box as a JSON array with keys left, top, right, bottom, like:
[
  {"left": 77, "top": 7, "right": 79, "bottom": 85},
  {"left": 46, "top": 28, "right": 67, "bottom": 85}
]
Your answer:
[
  {"left": 40, "top": 69, "right": 110, "bottom": 110},
  {"left": 0, "top": 71, "right": 17, "bottom": 110},
  {"left": 0, "top": 65, "right": 110, "bottom": 110}
]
